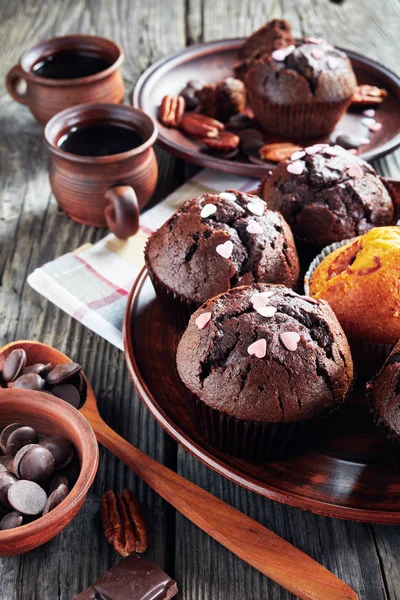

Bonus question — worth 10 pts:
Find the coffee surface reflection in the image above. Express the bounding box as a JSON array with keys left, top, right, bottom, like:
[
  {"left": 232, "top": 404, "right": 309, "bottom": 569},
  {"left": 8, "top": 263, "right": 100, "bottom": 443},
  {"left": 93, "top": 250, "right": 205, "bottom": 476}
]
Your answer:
[
  {"left": 32, "top": 51, "right": 112, "bottom": 79},
  {"left": 58, "top": 123, "right": 144, "bottom": 156}
]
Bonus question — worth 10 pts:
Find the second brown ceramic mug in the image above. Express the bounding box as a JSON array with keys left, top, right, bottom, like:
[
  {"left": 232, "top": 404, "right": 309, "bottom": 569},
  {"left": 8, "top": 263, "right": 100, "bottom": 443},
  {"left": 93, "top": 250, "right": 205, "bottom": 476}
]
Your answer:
[
  {"left": 44, "top": 103, "right": 158, "bottom": 239},
  {"left": 6, "top": 35, "right": 125, "bottom": 124}
]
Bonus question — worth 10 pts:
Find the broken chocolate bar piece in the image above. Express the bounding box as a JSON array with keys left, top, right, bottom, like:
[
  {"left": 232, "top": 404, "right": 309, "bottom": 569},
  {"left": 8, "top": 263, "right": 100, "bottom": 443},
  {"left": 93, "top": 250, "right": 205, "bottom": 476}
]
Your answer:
[{"left": 73, "top": 554, "right": 178, "bottom": 600}]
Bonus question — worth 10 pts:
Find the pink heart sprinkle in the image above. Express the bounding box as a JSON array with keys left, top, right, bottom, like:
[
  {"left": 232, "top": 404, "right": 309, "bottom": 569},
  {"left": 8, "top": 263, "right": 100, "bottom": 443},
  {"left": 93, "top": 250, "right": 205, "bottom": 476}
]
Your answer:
[
  {"left": 280, "top": 332, "right": 301, "bottom": 351},
  {"left": 251, "top": 291, "right": 275, "bottom": 309},
  {"left": 363, "top": 109, "right": 376, "bottom": 118},
  {"left": 327, "top": 56, "right": 339, "bottom": 70},
  {"left": 311, "top": 48, "right": 325, "bottom": 60},
  {"left": 219, "top": 192, "right": 237, "bottom": 201},
  {"left": 195, "top": 312, "right": 212, "bottom": 330},
  {"left": 271, "top": 49, "right": 286, "bottom": 61},
  {"left": 247, "top": 202, "right": 265, "bottom": 216},
  {"left": 247, "top": 339, "right": 267, "bottom": 359},
  {"left": 287, "top": 160, "right": 305, "bottom": 175},
  {"left": 291, "top": 150, "right": 306, "bottom": 161},
  {"left": 216, "top": 240, "right": 233, "bottom": 259},
  {"left": 305, "top": 143, "right": 328, "bottom": 155},
  {"left": 256, "top": 306, "right": 277, "bottom": 318},
  {"left": 246, "top": 219, "right": 263, "bottom": 235},
  {"left": 369, "top": 121, "right": 382, "bottom": 132},
  {"left": 307, "top": 36, "right": 323, "bottom": 44},
  {"left": 200, "top": 204, "right": 217, "bottom": 218},
  {"left": 324, "top": 146, "right": 341, "bottom": 156},
  {"left": 347, "top": 164, "right": 364, "bottom": 179}
]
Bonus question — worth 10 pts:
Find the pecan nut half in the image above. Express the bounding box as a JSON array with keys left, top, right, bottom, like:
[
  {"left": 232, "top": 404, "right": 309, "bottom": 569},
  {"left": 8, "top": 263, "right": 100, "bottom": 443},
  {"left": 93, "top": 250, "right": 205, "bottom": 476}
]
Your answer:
[
  {"left": 100, "top": 489, "right": 149, "bottom": 556},
  {"left": 180, "top": 113, "right": 224, "bottom": 138},
  {"left": 351, "top": 85, "right": 388, "bottom": 106},
  {"left": 259, "top": 142, "right": 303, "bottom": 163},
  {"left": 158, "top": 95, "right": 185, "bottom": 127},
  {"left": 201, "top": 130, "right": 240, "bottom": 152}
]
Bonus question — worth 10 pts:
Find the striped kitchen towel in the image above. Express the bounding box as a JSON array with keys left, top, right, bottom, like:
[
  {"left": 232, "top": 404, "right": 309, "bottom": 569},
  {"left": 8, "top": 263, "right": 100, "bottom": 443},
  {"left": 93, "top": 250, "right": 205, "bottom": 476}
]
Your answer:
[{"left": 28, "top": 169, "right": 257, "bottom": 350}]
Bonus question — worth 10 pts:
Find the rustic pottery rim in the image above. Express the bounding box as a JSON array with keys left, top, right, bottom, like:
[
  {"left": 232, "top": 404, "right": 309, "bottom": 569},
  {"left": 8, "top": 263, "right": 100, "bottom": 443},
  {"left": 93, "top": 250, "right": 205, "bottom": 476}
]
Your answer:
[
  {"left": 16, "top": 34, "right": 124, "bottom": 87},
  {"left": 44, "top": 103, "right": 158, "bottom": 164},
  {"left": 0, "top": 388, "right": 99, "bottom": 545}
]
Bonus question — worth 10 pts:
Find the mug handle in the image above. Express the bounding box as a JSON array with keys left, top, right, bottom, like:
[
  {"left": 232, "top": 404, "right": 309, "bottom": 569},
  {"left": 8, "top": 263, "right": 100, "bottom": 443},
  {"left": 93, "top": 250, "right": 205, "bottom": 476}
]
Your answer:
[
  {"left": 104, "top": 186, "right": 140, "bottom": 239},
  {"left": 6, "top": 65, "right": 29, "bottom": 105}
]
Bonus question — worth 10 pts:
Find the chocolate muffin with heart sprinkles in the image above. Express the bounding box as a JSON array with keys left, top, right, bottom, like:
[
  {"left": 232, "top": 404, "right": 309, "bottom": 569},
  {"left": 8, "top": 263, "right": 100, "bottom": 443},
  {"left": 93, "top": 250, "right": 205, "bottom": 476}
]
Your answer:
[
  {"left": 145, "top": 190, "right": 300, "bottom": 326},
  {"left": 176, "top": 283, "right": 353, "bottom": 460},
  {"left": 259, "top": 145, "right": 394, "bottom": 248},
  {"left": 245, "top": 37, "right": 357, "bottom": 138}
]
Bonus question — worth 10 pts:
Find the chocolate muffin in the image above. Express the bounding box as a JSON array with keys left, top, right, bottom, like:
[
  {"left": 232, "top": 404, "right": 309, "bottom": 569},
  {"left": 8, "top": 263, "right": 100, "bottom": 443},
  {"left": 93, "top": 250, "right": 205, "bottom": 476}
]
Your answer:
[
  {"left": 245, "top": 38, "right": 357, "bottom": 138},
  {"left": 197, "top": 77, "right": 246, "bottom": 122},
  {"left": 259, "top": 145, "right": 394, "bottom": 248},
  {"left": 145, "top": 191, "right": 300, "bottom": 322},
  {"left": 367, "top": 341, "right": 400, "bottom": 440},
  {"left": 234, "top": 19, "right": 295, "bottom": 80},
  {"left": 177, "top": 284, "right": 354, "bottom": 460}
]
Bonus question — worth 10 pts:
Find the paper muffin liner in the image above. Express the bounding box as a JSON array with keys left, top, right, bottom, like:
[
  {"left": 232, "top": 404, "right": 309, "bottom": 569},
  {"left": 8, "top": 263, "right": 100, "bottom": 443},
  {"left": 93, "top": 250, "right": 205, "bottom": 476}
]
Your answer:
[
  {"left": 366, "top": 384, "right": 400, "bottom": 474},
  {"left": 145, "top": 260, "right": 199, "bottom": 331},
  {"left": 382, "top": 178, "right": 400, "bottom": 224},
  {"left": 304, "top": 239, "right": 394, "bottom": 381},
  {"left": 187, "top": 392, "right": 328, "bottom": 462},
  {"left": 247, "top": 92, "right": 351, "bottom": 139}
]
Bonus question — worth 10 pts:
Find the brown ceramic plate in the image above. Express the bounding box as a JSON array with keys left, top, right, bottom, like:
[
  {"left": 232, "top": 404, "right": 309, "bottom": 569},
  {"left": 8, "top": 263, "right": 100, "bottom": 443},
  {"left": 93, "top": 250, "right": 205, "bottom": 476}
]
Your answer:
[
  {"left": 124, "top": 267, "right": 400, "bottom": 524},
  {"left": 132, "top": 38, "right": 400, "bottom": 177}
]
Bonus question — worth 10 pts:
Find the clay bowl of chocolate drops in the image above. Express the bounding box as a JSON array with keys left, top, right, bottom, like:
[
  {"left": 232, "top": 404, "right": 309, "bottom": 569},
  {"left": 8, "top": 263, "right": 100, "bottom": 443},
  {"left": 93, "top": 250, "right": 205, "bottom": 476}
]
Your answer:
[{"left": 0, "top": 341, "right": 99, "bottom": 556}]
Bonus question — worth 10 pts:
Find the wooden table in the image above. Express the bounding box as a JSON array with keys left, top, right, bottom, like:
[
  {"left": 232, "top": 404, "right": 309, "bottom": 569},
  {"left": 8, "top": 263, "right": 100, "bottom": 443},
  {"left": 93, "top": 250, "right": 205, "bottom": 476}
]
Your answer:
[{"left": 0, "top": 1, "right": 399, "bottom": 598}]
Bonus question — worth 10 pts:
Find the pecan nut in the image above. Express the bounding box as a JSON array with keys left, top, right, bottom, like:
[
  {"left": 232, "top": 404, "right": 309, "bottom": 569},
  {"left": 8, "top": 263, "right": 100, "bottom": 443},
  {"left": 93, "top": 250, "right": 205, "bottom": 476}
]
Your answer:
[
  {"left": 158, "top": 95, "right": 185, "bottom": 127},
  {"left": 259, "top": 142, "right": 303, "bottom": 163},
  {"left": 201, "top": 130, "right": 240, "bottom": 152},
  {"left": 100, "top": 489, "right": 149, "bottom": 557},
  {"left": 180, "top": 113, "right": 224, "bottom": 138},
  {"left": 351, "top": 85, "right": 388, "bottom": 106}
]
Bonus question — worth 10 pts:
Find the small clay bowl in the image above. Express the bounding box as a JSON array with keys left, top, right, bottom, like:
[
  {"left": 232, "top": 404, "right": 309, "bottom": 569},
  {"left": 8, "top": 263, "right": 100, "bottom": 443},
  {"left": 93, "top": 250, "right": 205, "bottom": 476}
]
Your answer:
[{"left": 0, "top": 344, "right": 98, "bottom": 556}]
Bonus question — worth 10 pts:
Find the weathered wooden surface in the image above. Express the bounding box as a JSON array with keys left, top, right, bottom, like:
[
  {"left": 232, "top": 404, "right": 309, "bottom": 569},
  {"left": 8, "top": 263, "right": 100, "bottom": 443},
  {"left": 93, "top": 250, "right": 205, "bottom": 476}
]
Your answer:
[{"left": 0, "top": 0, "right": 399, "bottom": 599}]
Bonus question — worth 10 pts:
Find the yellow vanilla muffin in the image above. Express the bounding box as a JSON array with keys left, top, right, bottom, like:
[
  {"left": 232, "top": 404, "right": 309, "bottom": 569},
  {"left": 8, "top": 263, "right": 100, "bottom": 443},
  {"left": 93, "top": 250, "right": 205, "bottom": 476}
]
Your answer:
[{"left": 309, "top": 227, "right": 400, "bottom": 344}]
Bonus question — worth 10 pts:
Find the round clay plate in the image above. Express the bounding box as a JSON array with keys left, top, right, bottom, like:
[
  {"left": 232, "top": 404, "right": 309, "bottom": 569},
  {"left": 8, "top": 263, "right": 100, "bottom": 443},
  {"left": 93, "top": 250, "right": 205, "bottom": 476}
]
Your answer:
[
  {"left": 124, "top": 268, "right": 400, "bottom": 524},
  {"left": 132, "top": 38, "right": 400, "bottom": 177}
]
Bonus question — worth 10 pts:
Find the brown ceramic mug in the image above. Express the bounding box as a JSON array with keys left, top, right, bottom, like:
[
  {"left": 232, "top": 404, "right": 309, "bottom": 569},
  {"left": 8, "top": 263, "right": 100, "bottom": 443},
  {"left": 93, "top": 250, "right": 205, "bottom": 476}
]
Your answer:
[
  {"left": 6, "top": 35, "right": 125, "bottom": 125},
  {"left": 44, "top": 103, "right": 158, "bottom": 239}
]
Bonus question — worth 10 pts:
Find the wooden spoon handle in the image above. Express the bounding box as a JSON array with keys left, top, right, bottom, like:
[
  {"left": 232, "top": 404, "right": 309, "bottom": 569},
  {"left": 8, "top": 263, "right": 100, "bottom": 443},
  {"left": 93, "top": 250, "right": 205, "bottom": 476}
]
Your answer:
[{"left": 92, "top": 418, "right": 357, "bottom": 600}]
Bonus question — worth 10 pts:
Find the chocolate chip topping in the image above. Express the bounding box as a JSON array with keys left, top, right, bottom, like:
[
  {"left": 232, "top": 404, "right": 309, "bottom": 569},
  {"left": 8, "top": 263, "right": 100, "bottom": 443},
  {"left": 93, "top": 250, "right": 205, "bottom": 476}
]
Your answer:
[
  {"left": 260, "top": 147, "right": 394, "bottom": 247},
  {"left": 177, "top": 284, "right": 353, "bottom": 422},
  {"left": 145, "top": 191, "right": 300, "bottom": 305},
  {"left": 367, "top": 341, "right": 400, "bottom": 436}
]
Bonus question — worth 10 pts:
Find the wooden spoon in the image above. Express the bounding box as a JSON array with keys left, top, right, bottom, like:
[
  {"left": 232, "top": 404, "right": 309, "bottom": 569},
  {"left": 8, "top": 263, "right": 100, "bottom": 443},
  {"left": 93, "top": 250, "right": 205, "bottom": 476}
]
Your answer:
[{"left": 0, "top": 340, "right": 358, "bottom": 600}]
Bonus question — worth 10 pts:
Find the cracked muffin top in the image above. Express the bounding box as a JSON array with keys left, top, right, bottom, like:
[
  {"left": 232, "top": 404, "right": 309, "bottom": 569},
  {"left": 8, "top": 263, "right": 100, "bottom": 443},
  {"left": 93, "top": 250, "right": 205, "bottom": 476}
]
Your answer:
[
  {"left": 177, "top": 284, "right": 353, "bottom": 422},
  {"left": 309, "top": 227, "right": 400, "bottom": 344},
  {"left": 367, "top": 341, "right": 400, "bottom": 437},
  {"left": 259, "top": 145, "right": 394, "bottom": 247},
  {"left": 245, "top": 38, "right": 357, "bottom": 104},
  {"left": 145, "top": 190, "right": 300, "bottom": 305},
  {"left": 234, "top": 19, "right": 295, "bottom": 80}
]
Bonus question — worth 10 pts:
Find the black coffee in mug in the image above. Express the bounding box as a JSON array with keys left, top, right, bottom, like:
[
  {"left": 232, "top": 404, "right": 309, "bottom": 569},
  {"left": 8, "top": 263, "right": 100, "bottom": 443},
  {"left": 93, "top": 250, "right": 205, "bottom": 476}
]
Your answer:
[
  {"left": 32, "top": 50, "right": 112, "bottom": 79},
  {"left": 58, "top": 123, "right": 144, "bottom": 156}
]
